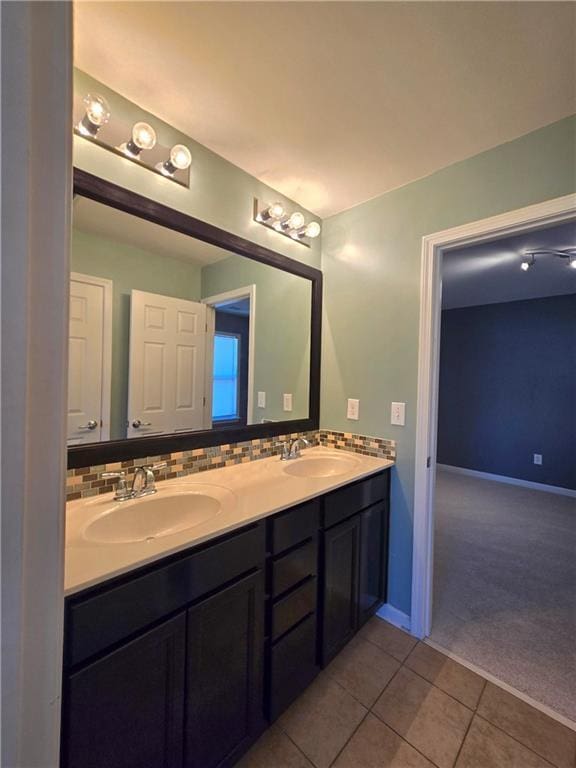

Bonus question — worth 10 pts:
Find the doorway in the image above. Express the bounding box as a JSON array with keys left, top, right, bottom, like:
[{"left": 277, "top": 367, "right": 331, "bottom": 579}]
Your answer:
[{"left": 411, "top": 193, "right": 576, "bottom": 720}]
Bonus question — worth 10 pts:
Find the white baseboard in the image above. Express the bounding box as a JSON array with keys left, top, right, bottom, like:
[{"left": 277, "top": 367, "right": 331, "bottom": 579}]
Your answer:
[
  {"left": 376, "top": 603, "right": 412, "bottom": 634},
  {"left": 437, "top": 464, "right": 576, "bottom": 499},
  {"left": 424, "top": 638, "right": 576, "bottom": 733}
]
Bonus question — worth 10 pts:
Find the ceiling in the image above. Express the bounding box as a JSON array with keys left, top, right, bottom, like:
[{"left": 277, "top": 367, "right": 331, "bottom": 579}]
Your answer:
[
  {"left": 73, "top": 196, "right": 228, "bottom": 266},
  {"left": 442, "top": 219, "right": 576, "bottom": 309},
  {"left": 73, "top": 2, "right": 576, "bottom": 218}
]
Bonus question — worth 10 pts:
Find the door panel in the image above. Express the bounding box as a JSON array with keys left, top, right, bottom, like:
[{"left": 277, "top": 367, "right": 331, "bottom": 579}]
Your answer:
[
  {"left": 185, "top": 571, "right": 265, "bottom": 768},
  {"left": 128, "top": 290, "right": 207, "bottom": 438},
  {"left": 321, "top": 515, "right": 361, "bottom": 665},
  {"left": 63, "top": 613, "right": 185, "bottom": 768},
  {"left": 358, "top": 502, "right": 385, "bottom": 627},
  {"left": 67, "top": 278, "right": 105, "bottom": 444}
]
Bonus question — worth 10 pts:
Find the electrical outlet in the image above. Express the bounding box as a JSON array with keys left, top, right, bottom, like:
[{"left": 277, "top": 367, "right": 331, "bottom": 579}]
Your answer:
[
  {"left": 257, "top": 391, "right": 266, "bottom": 408},
  {"left": 283, "top": 393, "right": 293, "bottom": 412},
  {"left": 347, "top": 398, "right": 360, "bottom": 420},
  {"left": 391, "top": 402, "right": 406, "bottom": 426},
  {"left": 533, "top": 454, "right": 543, "bottom": 465}
]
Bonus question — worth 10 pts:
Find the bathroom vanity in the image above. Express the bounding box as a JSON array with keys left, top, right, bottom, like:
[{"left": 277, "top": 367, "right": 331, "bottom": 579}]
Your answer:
[{"left": 60, "top": 451, "right": 392, "bottom": 768}]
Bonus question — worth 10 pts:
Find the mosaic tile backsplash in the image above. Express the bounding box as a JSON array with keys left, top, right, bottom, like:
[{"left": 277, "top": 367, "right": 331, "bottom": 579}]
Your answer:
[{"left": 66, "top": 429, "right": 396, "bottom": 501}]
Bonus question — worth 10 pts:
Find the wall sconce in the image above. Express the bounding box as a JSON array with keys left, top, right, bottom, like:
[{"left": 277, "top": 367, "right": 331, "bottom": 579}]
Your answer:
[
  {"left": 77, "top": 94, "right": 111, "bottom": 138},
  {"left": 118, "top": 122, "right": 157, "bottom": 159},
  {"left": 254, "top": 199, "right": 321, "bottom": 246},
  {"left": 156, "top": 144, "right": 192, "bottom": 177},
  {"left": 73, "top": 92, "right": 192, "bottom": 188}
]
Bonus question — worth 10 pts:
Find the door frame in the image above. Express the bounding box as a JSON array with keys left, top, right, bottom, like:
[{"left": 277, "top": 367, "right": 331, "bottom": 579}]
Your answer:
[
  {"left": 411, "top": 192, "right": 576, "bottom": 639},
  {"left": 70, "top": 272, "right": 113, "bottom": 441},
  {"left": 202, "top": 285, "right": 256, "bottom": 425}
]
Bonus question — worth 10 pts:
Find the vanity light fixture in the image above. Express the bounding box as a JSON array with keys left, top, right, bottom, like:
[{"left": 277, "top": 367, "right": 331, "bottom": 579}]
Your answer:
[
  {"left": 253, "top": 199, "right": 321, "bottom": 246},
  {"left": 156, "top": 144, "right": 192, "bottom": 177},
  {"left": 77, "top": 94, "right": 111, "bottom": 138},
  {"left": 118, "top": 122, "right": 157, "bottom": 159},
  {"left": 520, "top": 247, "right": 576, "bottom": 271}
]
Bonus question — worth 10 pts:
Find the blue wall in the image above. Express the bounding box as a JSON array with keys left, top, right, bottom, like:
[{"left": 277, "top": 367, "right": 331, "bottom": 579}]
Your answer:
[{"left": 437, "top": 294, "right": 576, "bottom": 490}]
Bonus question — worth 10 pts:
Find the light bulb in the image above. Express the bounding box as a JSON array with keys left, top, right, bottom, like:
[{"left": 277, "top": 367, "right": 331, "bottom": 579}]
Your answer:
[
  {"left": 287, "top": 212, "right": 305, "bottom": 230},
  {"left": 269, "top": 203, "right": 285, "bottom": 220},
  {"left": 170, "top": 144, "right": 192, "bottom": 170},
  {"left": 569, "top": 256, "right": 576, "bottom": 269},
  {"left": 520, "top": 261, "right": 530, "bottom": 271},
  {"left": 305, "top": 221, "right": 321, "bottom": 238},
  {"left": 77, "top": 94, "right": 110, "bottom": 137},
  {"left": 132, "top": 122, "right": 156, "bottom": 150}
]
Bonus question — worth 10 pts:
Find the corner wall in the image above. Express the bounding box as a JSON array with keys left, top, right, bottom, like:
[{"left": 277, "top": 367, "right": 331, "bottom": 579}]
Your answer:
[{"left": 321, "top": 115, "right": 576, "bottom": 614}]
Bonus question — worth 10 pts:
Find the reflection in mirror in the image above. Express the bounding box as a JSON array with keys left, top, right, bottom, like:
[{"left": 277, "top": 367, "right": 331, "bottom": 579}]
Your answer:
[{"left": 68, "top": 197, "right": 312, "bottom": 446}]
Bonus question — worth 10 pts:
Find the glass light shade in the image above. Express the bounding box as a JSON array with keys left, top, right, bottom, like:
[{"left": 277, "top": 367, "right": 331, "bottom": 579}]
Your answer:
[
  {"left": 305, "top": 221, "right": 321, "bottom": 238},
  {"left": 269, "top": 202, "right": 285, "bottom": 220},
  {"left": 170, "top": 144, "right": 192, "bottom": 170},
  {"left": 287, "top": 212, "right": 305, "bottom": 230},
  {"left": 83, "top": 94, "right": 110, "bottom": 127},
  {"left": 132, "top": 122, "right": 157, "bottom": 150}
]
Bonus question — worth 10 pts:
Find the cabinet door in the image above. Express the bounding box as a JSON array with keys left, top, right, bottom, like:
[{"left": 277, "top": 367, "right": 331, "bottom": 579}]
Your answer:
[
  {"left": 358, "top": 501, "right": 387, "bottom": 627},
  {"left": 63, "top": 613, "right": 185, "bottom": 768},
  {"left": 185, "top": 570, "right": 265, "bottom": 768},
  {"left": 321, "top": 514, "right": 361, "bottom": 665}
]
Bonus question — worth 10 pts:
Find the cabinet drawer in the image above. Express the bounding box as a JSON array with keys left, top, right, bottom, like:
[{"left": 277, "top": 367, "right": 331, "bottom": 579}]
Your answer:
[
  {"left": 268, "top": 614, "right": 318, "bottom": 721},
  {"left": 271, "top": 538, "right": 317, "bottom": 598},
  {"left": 271, "top": 577, "right": 316, "bottom": 641},
  {"left": 65, "top": 523, "right": 265, "bottom": 668},
  {"left": 271, "top": 499, "right": 320, "bottom": 554},
  {"left": 323, "top": 471, "right": 389, "bottom": 530}
]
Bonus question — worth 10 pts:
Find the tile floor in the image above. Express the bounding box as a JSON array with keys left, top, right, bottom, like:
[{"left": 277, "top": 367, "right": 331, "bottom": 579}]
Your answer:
[{"left": 238, "top": 617, "right": 576, "bottom": 768}]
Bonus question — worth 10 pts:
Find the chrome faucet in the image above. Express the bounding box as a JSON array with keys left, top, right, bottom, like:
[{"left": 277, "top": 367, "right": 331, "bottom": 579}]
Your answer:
[
  {"left": 102, "top": 462, "right": 167, "bottom": 501},
  {"left": 277, "top": 437, "right": 311, "bottom": 461}
]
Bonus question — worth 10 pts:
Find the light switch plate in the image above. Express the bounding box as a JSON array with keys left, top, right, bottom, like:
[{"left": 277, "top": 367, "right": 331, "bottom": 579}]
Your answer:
[
  {"left": 347, "top": 398, "right": 360, "bottom": 420},
  {"left": 391, "top": 402, "right": 406, "bottom": 426},
  {"left": 533, "top": 453, "right": 543, "bottom": 465},
  {"left": 257, "top": 391, "right": 266, "bottom": 408},
  {"left": 283, "top": 393, "right": 293, "bottom": 412}
]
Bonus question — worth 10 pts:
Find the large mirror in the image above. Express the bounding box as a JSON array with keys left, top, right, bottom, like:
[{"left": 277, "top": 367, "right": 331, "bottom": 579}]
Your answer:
[{"left": 68, "top": 171, "right": 321, "bottom": 467}]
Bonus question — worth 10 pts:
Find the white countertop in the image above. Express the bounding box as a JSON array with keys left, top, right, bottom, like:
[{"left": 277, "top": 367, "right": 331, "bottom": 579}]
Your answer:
[{"left": 65, "top": 447, "right": 394, "bottom": 596}]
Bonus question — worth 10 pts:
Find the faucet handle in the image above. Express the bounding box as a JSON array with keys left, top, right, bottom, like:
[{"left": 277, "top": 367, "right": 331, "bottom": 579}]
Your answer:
[
  {"left": 151, "top": 461, "right": 167, "bottom": 471},
  {"left": 275, "top": 441, "right": 291, "bottom": 461},
  {"left": 101, "top": 471, "right": 132, "bottom": 500}
]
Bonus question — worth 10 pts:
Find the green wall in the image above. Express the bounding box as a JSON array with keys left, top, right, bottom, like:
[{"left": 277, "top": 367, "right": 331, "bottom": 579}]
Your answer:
[
  {"left": 71, "top": 228, "right": 202, "bottom": 439},
  {"left": 201, "top": 256, "right": 311, "bottom": 422},
  {"left": 74, "top": 69, "right": 321, "bottom": 270},
  {"left": 321, "top": 115, "right": 576, "bottom": 615}
]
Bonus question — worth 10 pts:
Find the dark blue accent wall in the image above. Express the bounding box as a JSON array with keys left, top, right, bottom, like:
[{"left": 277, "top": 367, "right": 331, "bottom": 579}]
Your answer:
[{"left": 437, "top": 294, "right": 576, "bottom": 490}]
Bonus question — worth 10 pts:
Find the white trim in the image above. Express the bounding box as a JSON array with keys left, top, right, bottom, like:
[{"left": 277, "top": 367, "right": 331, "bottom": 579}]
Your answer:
[
  {"left": 70, "top": 272, "right": 113, "bottom": 441},
  {"left": 202, "top": 285, "right": 256, "bottom": 424},
  {"left": 437, "top": 464, "right": 576, "bottom": 499},
  {"left": 424, "top": 638, "right": 576, "bottom": 733},
  {"left": 412, "top": 193, "right": 576, "bottom": 640},
  {"left": 376, "top": 603, "right": 412, "bottom": 634}
]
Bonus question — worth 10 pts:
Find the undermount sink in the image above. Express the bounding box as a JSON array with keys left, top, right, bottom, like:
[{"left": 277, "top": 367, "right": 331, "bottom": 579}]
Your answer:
[
  {"left": 282, "top": 453, "right": 360, "bottom": 479},
  {"left": 81, "top": 484, "right": 236, "bottom": 544}
]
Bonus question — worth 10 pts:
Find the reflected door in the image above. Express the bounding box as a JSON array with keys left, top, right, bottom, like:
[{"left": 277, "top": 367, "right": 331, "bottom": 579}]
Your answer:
[
  {"left": 67, "top": 275, "right": 111, "bottom": 445},
  {"left": 127, "top": 290, "right": 208, "bottom": 438}
]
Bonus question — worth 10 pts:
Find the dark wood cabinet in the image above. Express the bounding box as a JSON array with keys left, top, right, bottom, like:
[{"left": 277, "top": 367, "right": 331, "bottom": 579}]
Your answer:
[
  {"left": 358, "top": 501, "right": 388, "bottom": 628},
  {"left": 62, "top": 613, "right": 185, "bottom": 768},
  {"left": 321, "top": 514, "right": 361, "bottom": 664},
  {"left": 185, "top": 570, "right": 265, "bottom": 768}
]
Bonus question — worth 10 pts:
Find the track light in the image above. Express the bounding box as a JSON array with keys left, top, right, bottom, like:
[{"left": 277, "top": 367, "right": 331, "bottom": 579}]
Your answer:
[
  {"left": 118, "top": 122, "right": 157, "bottom": 159},
  {"left": 156, "top": 144, "right": 192, "bottom": 177},
  {"left": 520, "top": 257, "right": 533, "bottom": 271},
  {"left": 77, "top": 94, "right": 110, "bottom": 138}
]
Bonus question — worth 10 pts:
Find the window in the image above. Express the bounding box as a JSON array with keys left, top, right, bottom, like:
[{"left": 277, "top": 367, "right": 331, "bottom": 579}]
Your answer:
[{"left": 212, "top": 333, "right": 240, "bottom": 421}]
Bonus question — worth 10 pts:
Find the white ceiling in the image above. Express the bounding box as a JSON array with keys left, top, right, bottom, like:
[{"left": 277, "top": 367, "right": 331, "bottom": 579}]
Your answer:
[
  {"left": 73, "top": 2, "right": 576, "bottom": 218},
  {"left": 442, "top": 219, "right": 576, "bottom": 309},
  {"left": 73, "top": 196, "right": 228, "bottom": 266}
]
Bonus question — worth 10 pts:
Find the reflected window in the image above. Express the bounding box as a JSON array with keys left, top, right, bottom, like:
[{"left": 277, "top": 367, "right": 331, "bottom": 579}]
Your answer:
[{"left": 212, "top": 333, "right": 240, "bottom": 421}]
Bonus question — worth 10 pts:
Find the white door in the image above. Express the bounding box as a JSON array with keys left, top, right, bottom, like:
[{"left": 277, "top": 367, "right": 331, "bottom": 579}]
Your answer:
[
  {"left": 127, "top": 290, "right": 208, "bottom": 438},
  {"left": 67, "top": 275, "right": 112, "bottom": 444}
]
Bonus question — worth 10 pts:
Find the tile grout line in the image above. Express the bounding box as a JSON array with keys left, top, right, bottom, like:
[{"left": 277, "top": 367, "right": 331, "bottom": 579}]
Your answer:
[
  {"left": 473, "top": 713, "right": 561, "bottom": 768},
  {"left": 327, "top": 706, "right": 372, "bottom": 768}
]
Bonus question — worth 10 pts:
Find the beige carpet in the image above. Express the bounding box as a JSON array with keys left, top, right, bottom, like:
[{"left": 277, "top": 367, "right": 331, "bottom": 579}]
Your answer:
[{"left": 431, "top": 469, "right": 576, "bottom": 723}]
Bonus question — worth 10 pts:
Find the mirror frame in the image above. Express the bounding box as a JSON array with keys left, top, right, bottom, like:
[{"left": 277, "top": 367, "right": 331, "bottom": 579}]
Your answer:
[{"left": 68, "top": 168, "right": 322, "bottom": 469}]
